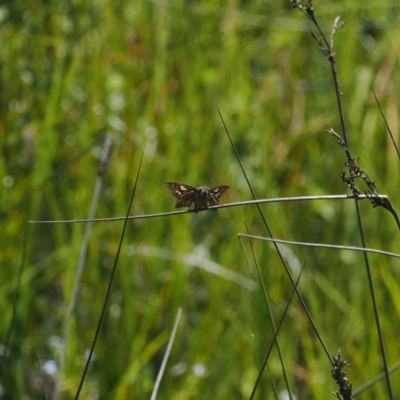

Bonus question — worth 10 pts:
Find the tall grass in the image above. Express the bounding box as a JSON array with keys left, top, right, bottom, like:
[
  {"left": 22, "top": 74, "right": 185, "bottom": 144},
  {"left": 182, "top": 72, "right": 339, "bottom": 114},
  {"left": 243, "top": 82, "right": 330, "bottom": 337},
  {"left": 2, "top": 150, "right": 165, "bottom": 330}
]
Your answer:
[{"left": 0, "top": 0, "right": 399, "bottom": 398}]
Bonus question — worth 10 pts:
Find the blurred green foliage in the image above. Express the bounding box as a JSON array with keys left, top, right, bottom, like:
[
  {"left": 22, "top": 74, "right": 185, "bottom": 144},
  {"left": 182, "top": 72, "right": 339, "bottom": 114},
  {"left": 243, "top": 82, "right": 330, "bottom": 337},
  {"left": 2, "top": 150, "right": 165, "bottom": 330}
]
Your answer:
[{"left": 1, "top": 0, "right": 400, "bottom": 398}]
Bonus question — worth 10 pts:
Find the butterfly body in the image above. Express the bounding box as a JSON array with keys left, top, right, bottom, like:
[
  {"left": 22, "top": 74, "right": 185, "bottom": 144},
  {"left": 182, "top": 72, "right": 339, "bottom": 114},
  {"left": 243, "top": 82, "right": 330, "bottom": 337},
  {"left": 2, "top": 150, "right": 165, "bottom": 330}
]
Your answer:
[{"left": 165, "top": 183, "right": 229, "bottom": 213}]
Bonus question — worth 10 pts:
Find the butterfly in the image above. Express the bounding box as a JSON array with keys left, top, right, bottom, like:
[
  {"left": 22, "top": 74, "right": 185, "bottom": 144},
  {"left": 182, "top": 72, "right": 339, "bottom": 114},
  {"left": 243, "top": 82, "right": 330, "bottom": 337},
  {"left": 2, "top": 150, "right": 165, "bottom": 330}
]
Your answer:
[{"left": 165, "top": 182, "right": 230, "bottom": 214}]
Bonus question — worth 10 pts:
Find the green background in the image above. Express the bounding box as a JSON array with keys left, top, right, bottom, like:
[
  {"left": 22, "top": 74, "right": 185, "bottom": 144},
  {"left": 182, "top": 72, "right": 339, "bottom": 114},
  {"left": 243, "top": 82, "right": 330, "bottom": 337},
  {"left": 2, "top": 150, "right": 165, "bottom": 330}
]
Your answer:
[{"left": 1, "top": 0, "right": 399, "bottom": 398}]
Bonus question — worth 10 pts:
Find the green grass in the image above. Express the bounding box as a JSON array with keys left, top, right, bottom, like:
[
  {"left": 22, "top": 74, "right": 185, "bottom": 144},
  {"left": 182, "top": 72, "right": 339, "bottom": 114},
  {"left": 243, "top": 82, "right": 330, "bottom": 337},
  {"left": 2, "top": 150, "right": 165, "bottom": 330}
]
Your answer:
[{"left": 1, "top": 0, "right": 400, "bottom": 398}]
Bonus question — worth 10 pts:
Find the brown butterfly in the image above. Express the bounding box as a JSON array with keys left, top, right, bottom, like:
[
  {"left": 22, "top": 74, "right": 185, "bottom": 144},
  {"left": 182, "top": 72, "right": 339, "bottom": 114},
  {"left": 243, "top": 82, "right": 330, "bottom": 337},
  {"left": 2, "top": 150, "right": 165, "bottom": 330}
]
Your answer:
[{"left": 165, "top": 182, "right": 230, "bottom": 214}]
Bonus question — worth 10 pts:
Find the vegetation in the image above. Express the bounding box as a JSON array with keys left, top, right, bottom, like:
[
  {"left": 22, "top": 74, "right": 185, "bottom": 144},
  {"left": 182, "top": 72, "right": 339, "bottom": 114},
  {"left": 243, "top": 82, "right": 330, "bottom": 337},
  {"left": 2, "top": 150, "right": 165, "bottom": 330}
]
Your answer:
[{"left": 1, "top": 0, "right": 399, "bottom": 398}]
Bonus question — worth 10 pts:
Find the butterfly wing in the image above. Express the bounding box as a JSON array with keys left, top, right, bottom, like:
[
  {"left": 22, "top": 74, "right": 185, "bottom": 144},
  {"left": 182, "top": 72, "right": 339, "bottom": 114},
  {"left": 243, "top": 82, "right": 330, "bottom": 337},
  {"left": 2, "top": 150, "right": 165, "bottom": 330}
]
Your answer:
[
  {"left": 208, "top": 185, "right": 230, "bottom": 206},
  {"left": 175, "top": 191, "right": 197, "bottom": 208},
  {"left": 165, "top": 183, "right": 197, "bottom": 208}
]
